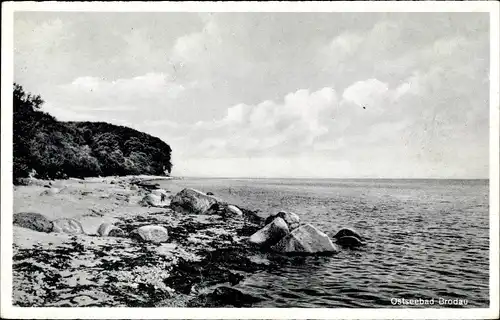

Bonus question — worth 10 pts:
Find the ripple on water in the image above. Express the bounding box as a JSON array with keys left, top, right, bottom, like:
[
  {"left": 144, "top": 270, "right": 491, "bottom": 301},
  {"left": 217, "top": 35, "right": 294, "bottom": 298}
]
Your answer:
[{"left": 159, "top": 178, "right": 489, "bottom": 308}]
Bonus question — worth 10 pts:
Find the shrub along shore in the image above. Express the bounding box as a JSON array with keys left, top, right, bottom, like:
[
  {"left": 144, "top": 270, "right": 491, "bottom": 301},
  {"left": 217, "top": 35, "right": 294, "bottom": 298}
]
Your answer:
[{"left": 13, "top": 175, "right": 363, "bottom": 307}]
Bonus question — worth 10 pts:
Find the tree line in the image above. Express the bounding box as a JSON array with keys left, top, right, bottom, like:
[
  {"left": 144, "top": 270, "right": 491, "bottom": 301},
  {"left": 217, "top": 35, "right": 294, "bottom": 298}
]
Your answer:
[{"left": 13, "top": 83, "right": 173, "bottom": 182}]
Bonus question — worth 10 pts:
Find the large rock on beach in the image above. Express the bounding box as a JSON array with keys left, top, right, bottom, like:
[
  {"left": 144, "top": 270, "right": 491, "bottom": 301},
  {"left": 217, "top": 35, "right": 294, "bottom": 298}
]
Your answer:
[
  {"left": 249, "top": 217, "right": 289, "bottom": 247},
  {"left": 265, "top": 211, "right": 300, "bottom": 230},
  {"left": 170, "top": 188, "right": 220, "bottom": 214},
  {"left": 139, "top": 193, "right": 170, "bottom": 208},
  {"left": 13, "top": 212, "right": 53, "bottom": 233},
  {"left": 131, "top": 225, "right": 169, "bottom": 243},
  {"left": 271, "top": 224, "right": 338, "bottom": 254},
  {"left": 97, "top": 223, "right": 126, "bottom": 237},
  {"left": 52, "top": 218, "right": 85, "bottom": 234}
]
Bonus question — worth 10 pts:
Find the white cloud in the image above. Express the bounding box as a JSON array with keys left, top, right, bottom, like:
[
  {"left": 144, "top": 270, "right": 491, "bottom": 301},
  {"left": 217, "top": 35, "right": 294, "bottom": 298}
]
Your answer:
[
  {"left": 39, "top": 72, "right": 186, "bottom": 122},
  {"left": 342, "top": 79, "right": 389, "bottom": 108},
  {"left": 181, "top": 87, "right": 338, "bottom": 158},
  {"left": 13, "top": 13, "right": 489, "bottom": 178}
]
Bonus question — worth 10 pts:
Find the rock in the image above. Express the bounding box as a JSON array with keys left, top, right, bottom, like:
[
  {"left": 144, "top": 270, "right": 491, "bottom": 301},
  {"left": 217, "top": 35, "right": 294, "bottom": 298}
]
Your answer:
[
  {"left": 207, "top": 286, "right": 264, "bottom": 307},
  {"left": 240, "top": 208, "right": 266, "bottom": 225},
  {"left": 271, "top": 224, "right": 338, "bottom": 254},
  {"left": 170, "top": 188, "right": 220, "bottom": 214},
  {"left": 337, "top": 236, "right": 365, "bottom": 248},
  {"left": 97, "top": 223, "right": 126, "bottom": 237},
  {"left": 131, "top": 225, "right": 169, "bottom": 243},
  {"left": 151, "top": 189, "right": 171, "bottom": 200},
  {"left": 39, "top": 188, "right": 61, "bottom": 196},
  {"left": 226, "top": 205, "right": 243, "bottom": 216},
  {"left": 52, "top": 218, "right": 85, "bottom": 234},
  {"left": 130, "top": 185, "right": 139, "bottom": 191},
  {"left": 249, "top": 217, "right": 289, "bottom": 247},
  {"left": 135, "top": 181, "right": 160, "bottom": 190},
  {"left": 332, "top": 228, "right": 363, "bottom": 241},
  {"left": 265, "top": 211, "right": 300, "bottom": 230},
  {"left": 139, "top": 194, "right": 169, "bottom": 208},
  {"left": 208, "top": 204, "right": 244, "bottom": 218},
  {"left": 206, "top": 192, "right": 214, "bottom": 196},
  {"left": 13, "top": 212, "right": 53, "bottom": 233}
]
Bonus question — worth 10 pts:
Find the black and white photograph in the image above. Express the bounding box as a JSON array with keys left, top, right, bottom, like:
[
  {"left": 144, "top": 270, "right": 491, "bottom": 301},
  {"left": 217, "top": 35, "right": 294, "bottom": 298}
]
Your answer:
[{"left": 1, "top": 1, "right": 499, "bottom": 319}]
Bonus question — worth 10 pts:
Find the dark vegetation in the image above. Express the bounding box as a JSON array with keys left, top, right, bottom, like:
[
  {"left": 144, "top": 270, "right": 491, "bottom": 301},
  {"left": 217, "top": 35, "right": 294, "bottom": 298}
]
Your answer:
[{"left": 13, "top": 83, "right": 172, "bottom": 182}]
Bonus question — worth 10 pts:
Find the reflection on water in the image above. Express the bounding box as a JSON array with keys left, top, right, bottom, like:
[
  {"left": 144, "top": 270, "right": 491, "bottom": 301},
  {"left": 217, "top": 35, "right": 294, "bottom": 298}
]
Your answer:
[{"left": 160, "top": 178, "right": 489, "bottom": 308}]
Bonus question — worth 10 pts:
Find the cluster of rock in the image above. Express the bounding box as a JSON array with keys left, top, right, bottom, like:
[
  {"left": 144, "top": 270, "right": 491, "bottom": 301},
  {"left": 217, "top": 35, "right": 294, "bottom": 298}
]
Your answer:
[
  {"left": 16, "top": 184, "right": 365, "bottom": 254},
  {"left": 13, "top": 212, "right": 85, "bottom": 235},
  {"left": 13, "top": 211, "right": 170, "bottom": 244},
  {"left": 14, "top": 186, "right": 247, "bottom": 246},
  {"left": 248, "top": 211, "right": 365, "bottom": 254}
]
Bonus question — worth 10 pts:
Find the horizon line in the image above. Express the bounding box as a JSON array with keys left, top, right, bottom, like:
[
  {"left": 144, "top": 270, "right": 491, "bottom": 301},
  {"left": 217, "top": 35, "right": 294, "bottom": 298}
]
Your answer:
[{"left": 172, "top": 175, "right": 490, "bottom": 180}]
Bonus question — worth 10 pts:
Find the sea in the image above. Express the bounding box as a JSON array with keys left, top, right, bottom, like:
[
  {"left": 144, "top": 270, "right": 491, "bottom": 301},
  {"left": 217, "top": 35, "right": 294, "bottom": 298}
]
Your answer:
[{"left": 159, "top": 178, "right": 490, "bottom": 308}]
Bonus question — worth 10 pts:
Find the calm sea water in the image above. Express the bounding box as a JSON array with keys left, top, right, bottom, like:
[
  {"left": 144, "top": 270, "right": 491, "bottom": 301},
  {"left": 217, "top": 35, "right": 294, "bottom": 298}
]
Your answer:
[{"left": 160, "top": 178, "right": 489, "bottom": 308}]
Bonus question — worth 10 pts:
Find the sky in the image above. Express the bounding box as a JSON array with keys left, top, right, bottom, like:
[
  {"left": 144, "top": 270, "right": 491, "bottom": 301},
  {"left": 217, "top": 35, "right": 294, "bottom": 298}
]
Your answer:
[{"left": 13, "top": 12, "right": 490, "bottom": 178}]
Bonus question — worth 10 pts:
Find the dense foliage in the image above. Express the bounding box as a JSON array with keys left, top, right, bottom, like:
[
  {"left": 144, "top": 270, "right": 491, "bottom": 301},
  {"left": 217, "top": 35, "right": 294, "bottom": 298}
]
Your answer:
[{"left": 13, "top": 83, "right": 172, "bottom": 181}]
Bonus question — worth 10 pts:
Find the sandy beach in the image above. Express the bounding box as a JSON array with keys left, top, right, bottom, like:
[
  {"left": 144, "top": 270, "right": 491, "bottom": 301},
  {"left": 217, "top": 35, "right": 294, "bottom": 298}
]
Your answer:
[{"left": 12, "top": 176, "right": 269, "bottom": 307}]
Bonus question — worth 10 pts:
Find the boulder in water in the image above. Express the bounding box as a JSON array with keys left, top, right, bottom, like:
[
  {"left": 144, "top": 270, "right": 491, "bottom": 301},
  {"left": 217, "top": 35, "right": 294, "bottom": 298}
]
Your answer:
[
  {"left": 333, "top": 228, "right": 363, "bottom": 241},
  {"left": 265, "top": 211, "right": 300, "bottom": 230},
  {"left": 249, "top": 217, "right": 289, "bottom": 247},
  {"left": 13, "top": 212, "right": 53, "bottom": 233},
  {"left": 336, "top": 235, "right": 365, "bottom": 248},
  {"left": 170, "top": 188, "right": 220, "bottom": 214},
  {"left": 271, "top": 224, "right": 338, "bottom": 254},
  {"left": 52, "top": 218, "right": 85, "bottom": 234},
  {"left": 97, "top": 223, "right": 126, "bottom": 237},
  {"left": 130, "top": 225, "right": 169, "bottom": 243}
]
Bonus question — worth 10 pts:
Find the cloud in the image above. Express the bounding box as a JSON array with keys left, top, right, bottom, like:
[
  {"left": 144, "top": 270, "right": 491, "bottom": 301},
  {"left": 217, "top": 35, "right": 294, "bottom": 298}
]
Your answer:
[
  {"left": 342, "top": 79, "right": 390, "bottom": 108},
  {"left": 40, "top": 73, "right": 186, "bottom": 121},
  {"left": 179, "top": 87, "right": 339, "bottom": 158},
  {"left": 13, "top": 12, "right": 490, "bottom": 178}
]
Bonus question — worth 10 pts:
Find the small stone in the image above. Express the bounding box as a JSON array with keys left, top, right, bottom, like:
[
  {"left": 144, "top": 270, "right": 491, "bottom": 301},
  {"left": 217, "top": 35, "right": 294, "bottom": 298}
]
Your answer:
[
  {"left": 52, "top": 218, "right": 85, "bottom": 234},
  {"left": 39, "top": 188, "right": 61, "bottom": 196},
  {"left": 97, "top": 223, "right": 125, "bottom": 237},
  {"left": 130, "top": 225, "right": 169, "bottom": 243}
]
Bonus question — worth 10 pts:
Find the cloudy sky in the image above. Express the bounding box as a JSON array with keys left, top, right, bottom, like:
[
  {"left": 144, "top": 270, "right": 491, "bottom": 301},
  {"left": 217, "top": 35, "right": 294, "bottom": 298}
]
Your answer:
[{"left": 14, "top": 12, "right": 490, "bottom": 178}]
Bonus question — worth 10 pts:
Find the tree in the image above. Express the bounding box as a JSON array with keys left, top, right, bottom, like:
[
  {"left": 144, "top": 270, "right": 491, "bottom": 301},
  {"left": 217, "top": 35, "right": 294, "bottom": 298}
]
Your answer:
[{"left": 13, "top": 83, "right": 173, "bottom": 182}]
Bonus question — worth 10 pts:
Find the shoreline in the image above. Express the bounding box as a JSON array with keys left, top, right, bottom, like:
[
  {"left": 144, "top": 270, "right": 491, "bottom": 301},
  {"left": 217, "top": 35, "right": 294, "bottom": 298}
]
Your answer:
[{"left": 12, "top": 175, "right": 271, "bottom": 307}]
